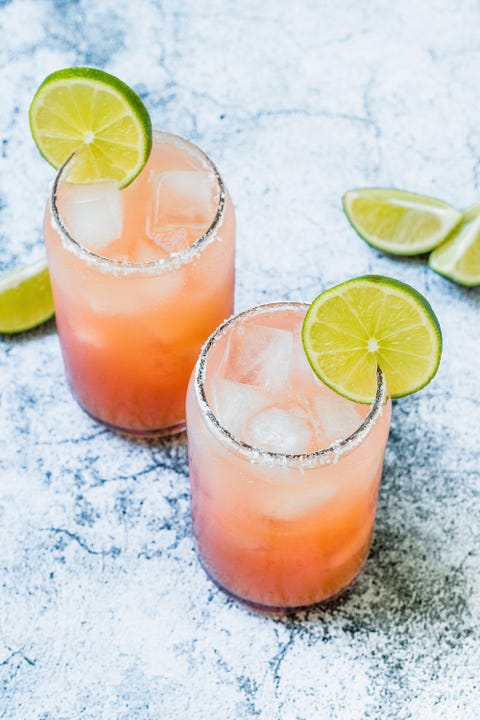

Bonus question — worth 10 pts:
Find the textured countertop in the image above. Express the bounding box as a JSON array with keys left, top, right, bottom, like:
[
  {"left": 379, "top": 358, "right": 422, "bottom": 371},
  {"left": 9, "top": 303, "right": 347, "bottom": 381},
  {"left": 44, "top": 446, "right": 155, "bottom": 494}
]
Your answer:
[{"left": 1, "top": 1, "right": 479, "bottom": 718}]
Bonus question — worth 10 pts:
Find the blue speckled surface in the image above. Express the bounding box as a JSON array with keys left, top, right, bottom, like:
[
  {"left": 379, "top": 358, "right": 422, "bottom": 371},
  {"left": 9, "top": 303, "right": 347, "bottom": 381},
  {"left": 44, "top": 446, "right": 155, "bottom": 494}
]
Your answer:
[{"left": 1, "top": 1, "right": 479, "bottom": 718}]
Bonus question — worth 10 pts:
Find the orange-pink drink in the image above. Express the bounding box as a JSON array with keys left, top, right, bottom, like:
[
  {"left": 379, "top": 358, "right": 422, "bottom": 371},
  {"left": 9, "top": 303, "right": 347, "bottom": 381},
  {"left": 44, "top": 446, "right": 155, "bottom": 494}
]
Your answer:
[
  {"left": 186, "top": 302, "right": 391, "bottom": 611},
  {"left": 44, "top": 130, "right": 235, "bottom": 434}
]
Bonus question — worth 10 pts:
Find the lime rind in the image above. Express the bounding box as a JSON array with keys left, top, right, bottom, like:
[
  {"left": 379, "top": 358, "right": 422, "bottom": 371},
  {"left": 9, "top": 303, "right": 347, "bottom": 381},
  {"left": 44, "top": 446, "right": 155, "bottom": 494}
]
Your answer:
[
  {"left": 29, "top": 67, "right": 152, "bottom": 188},
  {"left": 343, "top": 188, "right": 462, "bottom": 256},
  {"left": 428, "top": 203, "right": 480, "bottom": 287},
  {"left": 0, "top": 257, "right": 54, "bottom": 334},
  {"left": 302, "top": 275, "right": 442, "bottom": 404}
]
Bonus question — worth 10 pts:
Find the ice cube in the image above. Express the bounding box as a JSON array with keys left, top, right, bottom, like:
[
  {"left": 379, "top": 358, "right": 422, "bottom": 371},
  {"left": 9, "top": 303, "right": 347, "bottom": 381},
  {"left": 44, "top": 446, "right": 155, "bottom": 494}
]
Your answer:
[
  {"left": 126, "top": 235, "right": 171, "bottom": 263},
  {"left": 221, "top": 324, "right": 294, "bottom": 392},
  {"left": 147, "top": 225, "right": 199, "bottom": 255},
  {"left": 88, "top": 268, "right": 184, "bottom": 316},
  {"left": 60, "top": 182, "right": 123, "bottom": 251},
  {"left": 210, "top": 378, "right": 272, "bottom": 438},
  {"left": 245, "top": 405, "right": 313, "bottom": 454},
  {"left": 310, "top": 391, "right": 365, "bottom": 446},
  {"left": 73, "top": 320, "right": 105, "bottom": 348},
  {"left": 261, "top": 479, "right": 337, "bottom": 521},
  {"left": 147, "top": 170, "right": 216, "bottom": 238}
]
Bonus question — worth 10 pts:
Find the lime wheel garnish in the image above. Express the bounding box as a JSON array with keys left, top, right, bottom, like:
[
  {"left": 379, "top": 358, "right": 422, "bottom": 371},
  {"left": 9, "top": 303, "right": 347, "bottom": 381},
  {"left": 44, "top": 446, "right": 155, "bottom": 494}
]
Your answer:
[
  {"left": 302, "top": 275, "right": 442, "bottom": 403},
  {"left": 29, "top": 67, "right": 152, "bottom": 188}
]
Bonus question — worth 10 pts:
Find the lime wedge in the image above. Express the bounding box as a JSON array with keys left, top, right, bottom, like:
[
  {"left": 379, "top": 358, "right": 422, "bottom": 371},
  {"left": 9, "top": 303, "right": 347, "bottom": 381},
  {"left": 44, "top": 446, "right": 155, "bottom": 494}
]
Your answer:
[
  {"left": 428, "top": 203, "right": 480, "bottom": 286},
  {"left": 0, "top": 257, "right": 54, "bottom": 333},
  {"left": 302, "top": 275, "right": 442, "bottom": 403},
  {"left": 343, "top": 188, "right": 461, "bottom": 255},
  {"left": 29, "top": 67, "right": 152, "bottom": 188}
]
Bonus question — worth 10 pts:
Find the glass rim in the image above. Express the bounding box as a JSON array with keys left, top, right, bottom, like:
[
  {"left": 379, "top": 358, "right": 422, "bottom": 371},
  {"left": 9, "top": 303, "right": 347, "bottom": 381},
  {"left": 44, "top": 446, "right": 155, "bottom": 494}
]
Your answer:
[
  {"left": 49, "top": 129, "right": 226, "bottom": 275},
  {"left": 193, "top": 301, "right": 389, "bottom": 469}
]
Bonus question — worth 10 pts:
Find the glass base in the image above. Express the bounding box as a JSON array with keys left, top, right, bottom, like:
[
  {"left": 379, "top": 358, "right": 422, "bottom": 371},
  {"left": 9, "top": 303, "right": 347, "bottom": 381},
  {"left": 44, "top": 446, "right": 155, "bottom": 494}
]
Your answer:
[
  {"left": 197, "top": 556, "right": 361, "bottom": 615},
  {"left": 84, "top": 407, "right": 186, "bottom": 438}
]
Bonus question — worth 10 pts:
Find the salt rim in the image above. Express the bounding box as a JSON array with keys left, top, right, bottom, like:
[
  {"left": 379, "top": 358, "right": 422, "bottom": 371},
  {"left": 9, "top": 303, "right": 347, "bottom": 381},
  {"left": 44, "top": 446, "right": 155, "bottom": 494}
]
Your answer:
[
  {"left": 194, "top": 301, "right": 388, "bottom": 469},
  {"left": 49, "top": 129, "right": 226, "bottom": 276}
]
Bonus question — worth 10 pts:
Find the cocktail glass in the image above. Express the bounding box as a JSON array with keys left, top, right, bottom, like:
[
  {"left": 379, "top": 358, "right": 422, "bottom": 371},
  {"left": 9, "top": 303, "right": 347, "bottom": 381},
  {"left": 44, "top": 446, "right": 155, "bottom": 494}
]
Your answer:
[
  {"left": 44, "top": 130, "right": 235, "bottom": 435},
  {"left": 186, "top": 301, "right": 391, "bottom": 612}
]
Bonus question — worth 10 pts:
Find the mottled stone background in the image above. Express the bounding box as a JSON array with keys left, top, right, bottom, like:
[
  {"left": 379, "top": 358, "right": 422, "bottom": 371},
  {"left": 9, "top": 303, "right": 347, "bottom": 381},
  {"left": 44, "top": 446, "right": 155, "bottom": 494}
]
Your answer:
[{"left": 0, "top": 1, "right": 479, "bottom": 718}]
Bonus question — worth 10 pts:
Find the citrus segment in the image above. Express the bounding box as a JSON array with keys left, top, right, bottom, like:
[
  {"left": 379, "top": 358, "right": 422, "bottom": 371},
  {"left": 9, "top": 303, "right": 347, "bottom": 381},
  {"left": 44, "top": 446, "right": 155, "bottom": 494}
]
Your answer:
[
  {"left": 0, "top": 257, "right": 54, "bottom": 333},
  {"left": 29, "top": 67, "right": 152, "bottom": 188},
  {"left": 428, "top": 203, "right": 480, "bottom": 286},
  {"left": 343, "top": 188, "right": 461, "bottom": 255},
  {"left": 302, "top": 275, "right": 442, "bottom": 403}
]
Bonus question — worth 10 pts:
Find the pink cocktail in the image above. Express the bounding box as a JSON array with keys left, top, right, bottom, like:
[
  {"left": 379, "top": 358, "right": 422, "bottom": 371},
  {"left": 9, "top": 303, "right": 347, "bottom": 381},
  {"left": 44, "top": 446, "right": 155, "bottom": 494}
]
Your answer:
[
  {"left": 186, "top": 302, "right": 391, "bottom": 611},
  {"left": 44, "top": 130, "right": 235, "bottom": 434}
]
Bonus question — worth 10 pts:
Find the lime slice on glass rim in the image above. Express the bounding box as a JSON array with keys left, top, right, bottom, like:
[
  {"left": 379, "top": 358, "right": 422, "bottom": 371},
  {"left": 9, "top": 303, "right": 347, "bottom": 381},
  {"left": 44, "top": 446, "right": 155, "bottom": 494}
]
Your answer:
[
  {"left": 302, "top": 275, "right": 442, "bottom": 404},
  {"left": 428, "top": 203, "right": 480, "bottom": 286},
  {"left": 0, "top": 257, "right": 54, "bottom": 333},
  {"left": 29, "top": 67, "right": 152, "bottom": 188},
  {"left": 343, "top": 188, "right": 461, "bottom": 255}
]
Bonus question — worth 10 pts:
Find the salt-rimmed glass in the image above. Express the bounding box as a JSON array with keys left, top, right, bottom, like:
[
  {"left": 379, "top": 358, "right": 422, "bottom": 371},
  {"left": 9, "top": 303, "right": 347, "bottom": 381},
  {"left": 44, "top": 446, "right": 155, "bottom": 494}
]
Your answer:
[
  {"left": 44, "top": 130, "right": 236, "bottom": 435},
  {"left": 186, "top": 301, "right": 392, "bottom": 612}
]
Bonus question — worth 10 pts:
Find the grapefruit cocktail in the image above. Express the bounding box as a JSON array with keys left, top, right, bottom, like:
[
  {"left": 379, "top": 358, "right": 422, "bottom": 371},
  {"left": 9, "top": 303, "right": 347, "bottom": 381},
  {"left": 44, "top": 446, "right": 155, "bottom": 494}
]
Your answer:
[
  {"left": 187, "top": 271, "right": 442, "bottom": 611},
  {"left": 29, "top": 67, "right": 235, "bottom": 434},
  {"left": 187, "top": 302, "right": 392, "bottom": 611},
  {"left": 44, "top": 129, "right": 235, "bottom": 433}
]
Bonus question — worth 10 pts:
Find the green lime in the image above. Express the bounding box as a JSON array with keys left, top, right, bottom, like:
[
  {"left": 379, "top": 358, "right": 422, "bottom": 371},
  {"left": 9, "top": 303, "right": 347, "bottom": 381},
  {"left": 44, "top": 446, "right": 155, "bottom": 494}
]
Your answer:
[
  {"left": 29, "top": 67, "right": 152, "bottom": 188},
  {"left": 343, "top": 188, "right": 461, "bottom": 255},
  {"left": 0, "top": 257, "right": 54, "bottom": 333},
  {"left": 302, "top": 275, "right": 442, "bottom": 403},
  {"left": 428, "top": 203, "right": 480, "bottom": 286}
]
